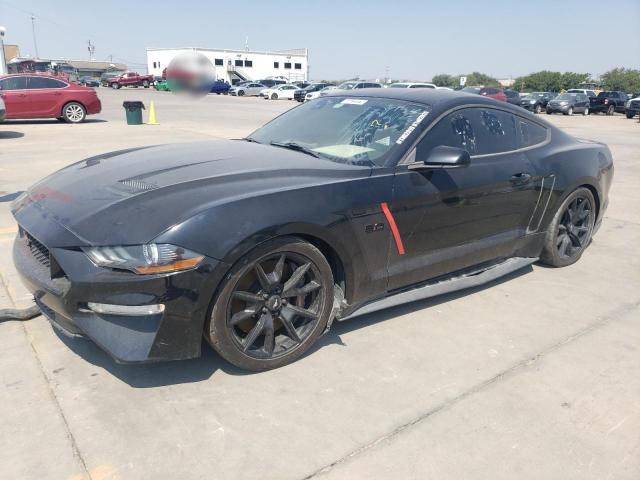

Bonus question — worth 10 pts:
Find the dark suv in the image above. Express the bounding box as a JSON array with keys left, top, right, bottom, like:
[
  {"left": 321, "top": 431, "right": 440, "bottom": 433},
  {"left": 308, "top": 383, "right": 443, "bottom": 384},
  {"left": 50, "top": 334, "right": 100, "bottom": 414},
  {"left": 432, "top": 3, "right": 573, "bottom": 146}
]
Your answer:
[
  {"left": 294, "top": 83, "right": 333, "bottom": 102},
  {"left": 520, "top": 92, "right": 556, "bottom": 114},
  {"left": 589, "top": 91, "right": 628, "bottom": 115},
  {"left": 504, "top": 89, "right": 520, "bottom": 105}
]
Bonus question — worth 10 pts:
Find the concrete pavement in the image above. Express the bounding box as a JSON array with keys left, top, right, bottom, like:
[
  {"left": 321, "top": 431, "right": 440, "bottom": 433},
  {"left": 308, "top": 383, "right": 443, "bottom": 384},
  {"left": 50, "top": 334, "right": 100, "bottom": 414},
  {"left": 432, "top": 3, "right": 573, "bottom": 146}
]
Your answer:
[{"left": 1, "top": 89, "right": 638, "bottom": 480}]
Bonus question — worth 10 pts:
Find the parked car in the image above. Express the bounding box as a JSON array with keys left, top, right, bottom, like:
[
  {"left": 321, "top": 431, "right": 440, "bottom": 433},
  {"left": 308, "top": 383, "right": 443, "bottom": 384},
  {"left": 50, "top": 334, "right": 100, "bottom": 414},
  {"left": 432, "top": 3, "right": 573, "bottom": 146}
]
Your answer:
[
  {"left": 262, "top": 84, "right": 299, "bottom": 100},
  {"left": 625, "top": 94, "right": 640, "bottom": 118},
  {"left": 519, "top": 92, "right": 556, "bottom": 114},
  {"left": 108, "top": 71, "right": 155, "bottom": 89},
  {"left": 77, "top": 76, "right": 100, "bottom": 88},
  {"left": 589, "top": 91, "right": 627, "bottom": 115},
  {"left": 11, "top": 89, "right": 613, "bottom": 370},
  {"left": 293, "top": 82, "right": 310, "bottom": 89},
  {"left": 567, "top": 89, "right": 597, "bottom": 98},
  {"left": 311, "top": 85, "right": 338, "bottom": 100},
  {"left": 230, "top": 82, "right": 265, "bottom": 97},
  {"left": 461, "top": 86, "right": 507, "bottom": 102},
  {"left": 294, "top": 83, "right": 332, "bottom": 102},
  {"left": 388, "top": 82, "right": 436, "bottom": 89},
  {"left": 546, "top": 92, "right": 590, "bottom": 115},
  {"left": 256, "top": 79, "right": 287, "bottom": 88},
  {"left": 210, "top": 80, "right": 231, "bottom": 95},
  {"left": 0, "top": 96, "right": 5, "bottom": 122},
  {"left": 504, "top": 89, "right": 520, "bottom": 105},
  {"left": 155, "top": 80, "right": 171, "bottom": 92},
  {"left": 0, "top": 74, "right": 101, "bottom": 123},
  {"left": 100, "top": 71, "right": 123, "bottom": 87},
  {"left": 335, "top": 81, "right": 383, "bottom": 91}
]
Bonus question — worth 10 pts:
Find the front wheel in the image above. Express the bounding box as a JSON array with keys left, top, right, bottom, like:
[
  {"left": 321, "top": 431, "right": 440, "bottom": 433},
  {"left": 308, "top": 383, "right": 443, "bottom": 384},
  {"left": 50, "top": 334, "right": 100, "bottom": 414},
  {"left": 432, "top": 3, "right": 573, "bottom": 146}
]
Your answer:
[
  {"left": 627, "top": 112, "right": 635, "bottom": 119},
  {"left": 206, "top": 237, "right": 333, "bottom": 371},
  {"left": 237, "top": 90, "right": 245, "bottom": 96},
  {"left": 271, "top": 93, "right": 278, "bottom": 100},
  {"left": 539, "top": 187, "right": 595, "bottom": 267},
  {"left": 62, "top": 102, "right": 86, "bottom": 123},
  {"left": 583, "top": 107, "right": 589, "bottom": 116},
  {"left": 111, "top": 83, "right": 120, "bottom": 89},
  {"left": 534, "top": 104, "right": 542, "bottom": 114},
  {"left": 546, "top": 109, "right": 552, "bottom": 115}
]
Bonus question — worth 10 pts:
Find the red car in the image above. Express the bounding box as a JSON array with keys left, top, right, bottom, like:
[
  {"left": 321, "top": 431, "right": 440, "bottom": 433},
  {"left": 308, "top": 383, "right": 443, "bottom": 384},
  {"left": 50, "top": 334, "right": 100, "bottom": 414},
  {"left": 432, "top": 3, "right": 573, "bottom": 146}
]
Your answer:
[
  {"left": 0, "top": 74, "right": 101, "bottom": 123},
  {"left": 461, "top": 86, "right": 508, "bottom": 102}
]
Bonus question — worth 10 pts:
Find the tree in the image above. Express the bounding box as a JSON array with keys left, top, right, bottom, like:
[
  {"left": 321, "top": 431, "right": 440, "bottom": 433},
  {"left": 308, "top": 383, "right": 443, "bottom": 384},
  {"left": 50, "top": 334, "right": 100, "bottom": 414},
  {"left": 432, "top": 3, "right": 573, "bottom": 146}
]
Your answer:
[
  {"left": 512, "top": 71, "right": 591, "bottom": 92},
  {"left": 600, "top": 68, "right": 640, "bottom": 93},
  {"left": 431, "top": 74, "right": 457, "bottom": 88},
  {"left": 463, "top": 72, "right": 501, "bottom": 87}
]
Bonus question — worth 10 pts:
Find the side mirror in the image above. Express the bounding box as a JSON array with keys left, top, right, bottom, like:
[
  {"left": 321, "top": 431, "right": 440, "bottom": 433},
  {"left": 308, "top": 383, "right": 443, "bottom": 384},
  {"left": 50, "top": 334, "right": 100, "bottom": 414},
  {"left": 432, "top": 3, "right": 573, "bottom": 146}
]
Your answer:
[{"left": 409, "top": 145, "right": 471, "bottom": 170}]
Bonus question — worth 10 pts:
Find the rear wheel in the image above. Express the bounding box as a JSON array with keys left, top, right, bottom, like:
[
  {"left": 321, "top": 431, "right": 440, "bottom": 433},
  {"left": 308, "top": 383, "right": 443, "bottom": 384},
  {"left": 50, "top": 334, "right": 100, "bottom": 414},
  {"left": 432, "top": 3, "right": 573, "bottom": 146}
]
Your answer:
[
  {"left": 540, "top": 187, "right": 595, "bottom": 267},
  {"left": 111, "top": 83, "right": 120, "bottom": 89},
  {"left": 142, "top": 80, "right": 150, "bottom": 88},
  {"left": 606, "top": 104, "right": 615, "bottom": 115},
  {"left": 62, "top": 102, "right": 86, "bottom": 123},
  {"left": 206, "top": 237, "right": 334, "bottom": 371},
  {"left": 534, "top": 104, "right": 542, "bottom": 114}
]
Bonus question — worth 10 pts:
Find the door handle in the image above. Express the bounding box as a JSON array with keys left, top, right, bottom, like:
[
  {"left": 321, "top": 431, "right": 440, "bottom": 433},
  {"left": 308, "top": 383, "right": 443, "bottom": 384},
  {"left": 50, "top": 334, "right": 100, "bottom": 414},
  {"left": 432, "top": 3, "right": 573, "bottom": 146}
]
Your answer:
[{"left": 510, "top": 172, "right": 532, "bottom": 185}]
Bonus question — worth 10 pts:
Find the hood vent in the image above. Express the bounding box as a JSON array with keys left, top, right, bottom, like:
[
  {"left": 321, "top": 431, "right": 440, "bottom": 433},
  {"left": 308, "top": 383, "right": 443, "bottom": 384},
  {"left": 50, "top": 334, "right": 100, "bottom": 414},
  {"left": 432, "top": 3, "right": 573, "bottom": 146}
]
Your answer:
[{"left": 117, "top": 178, "right": 159, "bottom": 193}]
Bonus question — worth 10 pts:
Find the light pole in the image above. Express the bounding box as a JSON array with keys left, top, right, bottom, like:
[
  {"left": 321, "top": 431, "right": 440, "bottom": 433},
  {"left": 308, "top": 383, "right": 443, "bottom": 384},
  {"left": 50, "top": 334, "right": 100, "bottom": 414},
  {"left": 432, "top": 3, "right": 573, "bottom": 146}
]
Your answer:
[{"left": 0, "top": 26, "right": 7, "bottom": 75}]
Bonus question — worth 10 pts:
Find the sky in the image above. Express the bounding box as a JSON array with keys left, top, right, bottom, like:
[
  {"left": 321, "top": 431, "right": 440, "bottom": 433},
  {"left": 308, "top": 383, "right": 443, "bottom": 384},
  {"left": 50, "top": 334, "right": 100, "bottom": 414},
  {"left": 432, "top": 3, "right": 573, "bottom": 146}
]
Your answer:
[{"left": 1, "top": 0, "right": 639, "bottom": 81}]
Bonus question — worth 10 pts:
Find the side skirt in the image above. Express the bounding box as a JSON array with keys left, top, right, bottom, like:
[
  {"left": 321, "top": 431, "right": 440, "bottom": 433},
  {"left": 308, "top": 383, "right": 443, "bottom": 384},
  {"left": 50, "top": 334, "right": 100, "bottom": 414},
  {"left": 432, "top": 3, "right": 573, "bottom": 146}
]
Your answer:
[{"left": 339, "top": 257, "right": 537, "bottom": 321}]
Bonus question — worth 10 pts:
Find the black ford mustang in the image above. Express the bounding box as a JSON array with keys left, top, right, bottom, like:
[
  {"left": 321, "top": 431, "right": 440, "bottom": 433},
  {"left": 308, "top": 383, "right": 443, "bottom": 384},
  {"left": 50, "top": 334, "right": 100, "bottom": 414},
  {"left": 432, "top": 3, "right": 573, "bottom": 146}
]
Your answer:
[{"left": 12, "top": 90, "right": 614, "bottom": 371}]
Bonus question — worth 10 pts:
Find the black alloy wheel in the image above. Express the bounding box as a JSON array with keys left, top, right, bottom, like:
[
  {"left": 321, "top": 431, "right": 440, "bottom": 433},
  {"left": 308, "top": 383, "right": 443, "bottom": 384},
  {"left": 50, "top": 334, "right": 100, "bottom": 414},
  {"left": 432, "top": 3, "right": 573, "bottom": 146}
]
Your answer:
[
  {"left": 540, "top": 187, "right": 595, "bottom": 267},
  {"left": 206, "top": 237, "right": 333, "bottom": 370}
]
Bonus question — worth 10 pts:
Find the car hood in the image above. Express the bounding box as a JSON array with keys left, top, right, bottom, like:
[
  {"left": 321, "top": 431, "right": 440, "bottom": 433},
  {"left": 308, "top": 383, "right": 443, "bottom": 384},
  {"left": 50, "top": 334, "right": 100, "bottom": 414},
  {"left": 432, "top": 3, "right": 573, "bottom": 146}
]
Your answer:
[{"left": 12, "top": 140, "right": 370, "bottom": 247}]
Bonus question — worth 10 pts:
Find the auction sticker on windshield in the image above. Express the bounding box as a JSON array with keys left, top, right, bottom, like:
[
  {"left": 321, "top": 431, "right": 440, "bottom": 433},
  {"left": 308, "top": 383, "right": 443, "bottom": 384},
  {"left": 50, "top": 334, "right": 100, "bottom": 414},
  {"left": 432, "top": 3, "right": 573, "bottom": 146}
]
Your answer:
[
  {"left": 396, "top": 110, "right": 429, "bottom": 145},
  {"left": 341, "top": 98, "right": 369, "bottom": 105}
]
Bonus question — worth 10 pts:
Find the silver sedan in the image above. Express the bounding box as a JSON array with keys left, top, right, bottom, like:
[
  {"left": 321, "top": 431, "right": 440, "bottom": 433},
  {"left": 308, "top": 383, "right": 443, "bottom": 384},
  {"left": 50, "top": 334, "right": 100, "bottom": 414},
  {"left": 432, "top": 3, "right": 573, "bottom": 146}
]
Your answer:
[{"left": 229, "top": 82, "right": 266, "bottom": 97}]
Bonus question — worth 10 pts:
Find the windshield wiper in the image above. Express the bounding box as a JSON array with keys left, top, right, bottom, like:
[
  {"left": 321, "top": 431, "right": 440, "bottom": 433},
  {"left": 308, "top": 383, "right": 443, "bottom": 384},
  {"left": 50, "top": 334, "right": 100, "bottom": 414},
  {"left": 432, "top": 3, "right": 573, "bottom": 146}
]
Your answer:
[{"left": 269, "top": 141, "right": 320, "bottom": 158}]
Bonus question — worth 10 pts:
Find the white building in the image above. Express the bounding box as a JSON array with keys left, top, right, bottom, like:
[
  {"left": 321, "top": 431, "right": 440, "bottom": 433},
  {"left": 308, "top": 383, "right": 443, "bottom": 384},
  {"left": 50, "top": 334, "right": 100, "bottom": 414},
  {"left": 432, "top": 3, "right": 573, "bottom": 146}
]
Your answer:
[{"left": 146, "top": 47, "right": 308, "bottom": 84}]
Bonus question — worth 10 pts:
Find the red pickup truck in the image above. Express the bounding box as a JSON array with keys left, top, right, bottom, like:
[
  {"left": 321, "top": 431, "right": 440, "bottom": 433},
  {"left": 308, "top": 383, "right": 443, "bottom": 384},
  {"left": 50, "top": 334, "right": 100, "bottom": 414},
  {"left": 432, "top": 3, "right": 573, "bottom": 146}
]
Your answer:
[{"left": 108, "top": 72, "right": 155, "bottom": 89}]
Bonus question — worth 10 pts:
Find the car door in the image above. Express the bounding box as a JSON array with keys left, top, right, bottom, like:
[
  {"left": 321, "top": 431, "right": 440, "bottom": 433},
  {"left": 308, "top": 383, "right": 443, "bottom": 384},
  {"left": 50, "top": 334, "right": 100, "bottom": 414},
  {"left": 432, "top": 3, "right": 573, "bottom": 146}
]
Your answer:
[
  {"left": 26, "top": 76, "right": 68, "bottom": 116},
  {"left": 282, "top": 85, "right": 296, "bottom": 99},
  {"left": 0, "top": 76, "right": 30, "bottom": 118},
  {"left": 386, "top": 106, "right": 542, "bottom": 290},
  {"left": 576, "top": 93, "right": 588, "bottom": 112}
]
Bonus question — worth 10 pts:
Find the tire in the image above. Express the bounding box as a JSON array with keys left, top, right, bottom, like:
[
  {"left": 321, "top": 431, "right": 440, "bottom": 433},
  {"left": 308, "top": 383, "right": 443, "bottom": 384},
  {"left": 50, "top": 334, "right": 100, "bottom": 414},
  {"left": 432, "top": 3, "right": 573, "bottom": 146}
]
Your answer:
[
  {"left": 566, "top": 107, "right": 573, "bottom": 116},
  {"left": 271, "top": 93, "right": 278, "bottom": 100},
  {"left": 583, "top": 107, "right": 589, "bottom": 116},
  {"left": 606, "top": 105, "right": 615, "bottom": 116},
  {"left": 61, "top": 102, "right": 86, "bottom": 123},
  {"left": 546, "top": 109, "right": 552, "bottom": 115},
  {"left": 627, "top": 112, "right": 635, "bottom": 119},
  {"left": 534, "top": 104, "right": 542, "bottom": 114},
  {"left": 142, "top": 80, "right": 150, "bottom": 88},
  {"left": 111, "top": 83, "right": 120, "bottom": 89},
  {"left": 539, "top": 187, "right": 596, "bottom": 268},
  {"left": 205, "top": 237, "right": 334, "bottom": 371},
  {"left": 237, "top": 90, "right": 245, "bottom": 96}
]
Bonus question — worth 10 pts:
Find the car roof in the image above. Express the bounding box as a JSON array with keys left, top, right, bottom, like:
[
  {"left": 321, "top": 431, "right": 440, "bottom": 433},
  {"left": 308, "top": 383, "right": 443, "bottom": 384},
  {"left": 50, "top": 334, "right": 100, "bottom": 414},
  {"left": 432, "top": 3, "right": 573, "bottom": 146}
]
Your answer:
[{"left": 324, "top": 88, "right": 546, "bottom": 119}]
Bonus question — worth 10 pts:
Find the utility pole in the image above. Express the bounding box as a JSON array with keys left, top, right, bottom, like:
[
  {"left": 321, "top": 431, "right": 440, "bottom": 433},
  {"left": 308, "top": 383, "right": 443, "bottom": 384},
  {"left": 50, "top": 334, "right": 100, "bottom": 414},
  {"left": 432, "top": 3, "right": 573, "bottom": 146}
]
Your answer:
[
  {"left": 0, "top": 26, "right": 7, "bottom": 75},
  {"left": 87, "top": 40, "right": 95, "bottom": 61},
  {"left": 30, "top": 15, "right": 39, "bottom": 58}
]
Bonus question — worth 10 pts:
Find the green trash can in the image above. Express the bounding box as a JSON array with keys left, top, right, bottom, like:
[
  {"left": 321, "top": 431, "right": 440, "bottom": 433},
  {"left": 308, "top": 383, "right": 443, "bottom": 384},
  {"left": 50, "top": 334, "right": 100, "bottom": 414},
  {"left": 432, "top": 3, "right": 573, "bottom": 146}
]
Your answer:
[{"left": 123, "top": 101, "right": 145, "bottom": 125}]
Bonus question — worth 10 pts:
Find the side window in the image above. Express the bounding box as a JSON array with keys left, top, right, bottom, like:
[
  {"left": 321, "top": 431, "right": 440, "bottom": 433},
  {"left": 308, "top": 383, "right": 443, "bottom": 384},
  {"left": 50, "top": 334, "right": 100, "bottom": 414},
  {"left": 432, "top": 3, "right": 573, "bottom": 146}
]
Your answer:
[
  {"left": 472, "top": 108, "right": 518, "bottom": 154},
  {"left": 28, "top": 77, "right": 66, "bottom": 89},
  {"left": 0, "top": 77, "right": 28, "bottom": 90},
  {"left": 518, "top": 119, "right": 548, "bottom": 148},
  {"left": 415, "top": 109, "right": 477, "bottom": 159}
]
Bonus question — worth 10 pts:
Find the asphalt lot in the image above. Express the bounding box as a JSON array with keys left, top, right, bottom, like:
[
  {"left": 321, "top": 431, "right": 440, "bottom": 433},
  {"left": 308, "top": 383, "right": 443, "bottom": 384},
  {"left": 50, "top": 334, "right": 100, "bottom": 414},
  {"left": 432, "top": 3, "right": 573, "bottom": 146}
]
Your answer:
[{"left": 1, "top": 88, "right": 639, "bottom": 480}]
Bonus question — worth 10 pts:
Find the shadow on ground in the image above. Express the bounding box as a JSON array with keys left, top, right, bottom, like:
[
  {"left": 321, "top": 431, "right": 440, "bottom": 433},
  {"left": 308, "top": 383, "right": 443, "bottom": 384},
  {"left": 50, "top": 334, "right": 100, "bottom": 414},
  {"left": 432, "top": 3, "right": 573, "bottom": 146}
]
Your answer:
[
  {"left": 1, "top": 119, "right": 107, "bottom": 125},
  {"left": 0, "top": 131, "right": 25, "bottom": 139},
  {"left": 53, "top": 265, "right": 533, "bottom": 388}
]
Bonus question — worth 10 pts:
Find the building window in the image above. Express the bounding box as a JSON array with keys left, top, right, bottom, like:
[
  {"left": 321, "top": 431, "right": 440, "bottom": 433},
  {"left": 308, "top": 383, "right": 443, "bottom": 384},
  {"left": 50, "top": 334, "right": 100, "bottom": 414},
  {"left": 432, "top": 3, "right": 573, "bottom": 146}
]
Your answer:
[
  {"left": 214, "top": 58, "right": 223, "bottom": 66},
  {"left": 244, "top": 60, "right": 253, "bottom": 67},
  {"left": 235, "top": 59, "right": 243, "bottom": 67},
  {"left": 273, "top": 62, "right": 279, "bottom": 68},
  {"left": 284, "top": 62, "right": 292, "bottom": 69},
  {"left": 294, "top": 63, "right": 302, "bottom": 70},
  {"left": 153, "top": 62, "right": 157, "bottom": 68}
]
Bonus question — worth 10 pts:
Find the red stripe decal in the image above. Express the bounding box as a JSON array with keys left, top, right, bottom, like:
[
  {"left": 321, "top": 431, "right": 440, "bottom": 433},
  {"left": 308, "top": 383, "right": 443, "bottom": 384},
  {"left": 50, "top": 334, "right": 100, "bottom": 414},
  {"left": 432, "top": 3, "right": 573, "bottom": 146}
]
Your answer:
[{"left": 380, "top": 202, "right": 405, "bottom": 255}]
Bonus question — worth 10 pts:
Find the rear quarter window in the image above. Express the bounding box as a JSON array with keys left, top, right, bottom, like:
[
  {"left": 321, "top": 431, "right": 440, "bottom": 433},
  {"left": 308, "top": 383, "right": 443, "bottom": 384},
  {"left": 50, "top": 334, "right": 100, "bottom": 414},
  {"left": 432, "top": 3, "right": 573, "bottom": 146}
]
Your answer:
[{"left": 518, "top": 119, "right": 548, "bottom": 148}]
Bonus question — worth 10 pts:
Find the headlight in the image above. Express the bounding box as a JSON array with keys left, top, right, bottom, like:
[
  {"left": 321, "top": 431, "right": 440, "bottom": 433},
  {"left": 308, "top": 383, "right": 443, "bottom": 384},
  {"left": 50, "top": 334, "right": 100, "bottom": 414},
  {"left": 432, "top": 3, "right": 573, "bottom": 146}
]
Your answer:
[
  {"left": 626, "top": 101, "right": 631, "bottom": 108},
  {"left": 83, "top": 244, "right": 204, "bottom": 274},
  {"left": 560, "top": 101, "right": 568, "bottom": 105},
  {"left": 529, "top": 100, "right": 536, "bottom": 104}
]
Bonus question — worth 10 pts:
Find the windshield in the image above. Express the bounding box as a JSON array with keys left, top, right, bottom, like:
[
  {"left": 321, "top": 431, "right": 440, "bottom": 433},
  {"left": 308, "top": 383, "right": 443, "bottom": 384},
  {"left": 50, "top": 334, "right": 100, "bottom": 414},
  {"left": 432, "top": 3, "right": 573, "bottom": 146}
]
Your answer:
[
  {"left": 337, "top": 82, "right": 357, "bottom": 90},
  {"left": 556, "top": 94, "right": 575, "bottom": 100},
  {"left": 248, "top": 97, "right": 431, "bottom": 166},
  {"left": 461, "top": 86, "right": 481, "bottom": 94},
  {"left": 389, "top": 83, "right": 409, "bottom": 88},
  {"left": 525, "top": 93, "right": 544, "bottom": 99}
]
